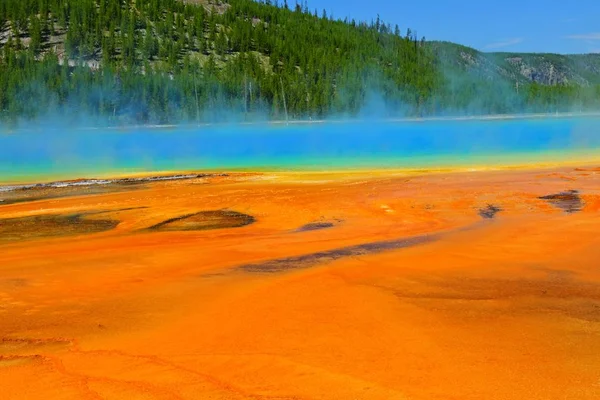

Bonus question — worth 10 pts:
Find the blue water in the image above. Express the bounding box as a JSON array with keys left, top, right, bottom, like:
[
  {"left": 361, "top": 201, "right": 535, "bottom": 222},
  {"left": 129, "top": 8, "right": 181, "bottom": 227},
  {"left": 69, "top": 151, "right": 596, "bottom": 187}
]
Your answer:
[{"left": 2, "top": 117, "right": 600, "bottom": 183}]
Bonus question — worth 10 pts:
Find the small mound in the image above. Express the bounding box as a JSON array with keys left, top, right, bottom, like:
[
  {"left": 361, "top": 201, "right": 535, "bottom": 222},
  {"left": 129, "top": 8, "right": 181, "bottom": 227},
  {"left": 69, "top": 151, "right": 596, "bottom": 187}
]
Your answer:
[
  {"left": 0, "top": 213, "right": 118, "bottom": 243},
  {"left": 296, "top": 221, "right": 336, "bottom": 232},
  {"left": 148, "top": 210, "right": 255, "bottom": 232},
  {"left": 539, "top": 190, "right": 583, "bottom": 213}
]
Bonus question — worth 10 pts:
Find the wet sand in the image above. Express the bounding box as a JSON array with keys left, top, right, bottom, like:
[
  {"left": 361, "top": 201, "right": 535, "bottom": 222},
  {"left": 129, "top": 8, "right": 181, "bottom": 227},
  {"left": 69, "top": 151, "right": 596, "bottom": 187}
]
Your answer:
[{"left": 1, "top": 167, "right": 600, "bottom": 399}]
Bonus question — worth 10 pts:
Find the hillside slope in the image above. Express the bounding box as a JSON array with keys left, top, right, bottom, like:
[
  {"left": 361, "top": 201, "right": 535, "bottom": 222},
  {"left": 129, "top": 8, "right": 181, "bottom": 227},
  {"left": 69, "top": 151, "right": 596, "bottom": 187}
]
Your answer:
[
  {"left": 431, "top": 41, "right": 600, "bottom": 86},
  {"left": 1, "top": 0, "right": 599, "bottom": 124}
]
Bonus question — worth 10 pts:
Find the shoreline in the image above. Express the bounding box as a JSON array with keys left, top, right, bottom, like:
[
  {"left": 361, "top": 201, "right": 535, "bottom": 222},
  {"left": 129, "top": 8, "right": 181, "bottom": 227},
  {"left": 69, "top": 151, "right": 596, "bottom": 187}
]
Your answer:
[
  {"left": 0, "top": 172, "right": 229, "bottom": 193},
  {"left": 2, "top": 156, "right": 600, "bottom": 190},
  {"left": 3, "top": 111, "right": 600, "bottom": 133}
]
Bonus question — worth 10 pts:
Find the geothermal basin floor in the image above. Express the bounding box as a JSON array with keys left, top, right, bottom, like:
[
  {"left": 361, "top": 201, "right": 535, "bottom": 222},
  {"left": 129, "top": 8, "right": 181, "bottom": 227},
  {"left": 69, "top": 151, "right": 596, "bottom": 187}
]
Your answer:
[{"left": 1, "top": 167, "right": 600, "bottom": 399}]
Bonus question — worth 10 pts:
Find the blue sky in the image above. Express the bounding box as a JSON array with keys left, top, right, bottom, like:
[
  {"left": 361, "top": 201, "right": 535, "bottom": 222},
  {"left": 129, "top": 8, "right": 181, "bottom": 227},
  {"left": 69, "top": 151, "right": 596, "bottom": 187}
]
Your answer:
[{"left": 304, "top": 0, "right": 600, "bottom": 54}]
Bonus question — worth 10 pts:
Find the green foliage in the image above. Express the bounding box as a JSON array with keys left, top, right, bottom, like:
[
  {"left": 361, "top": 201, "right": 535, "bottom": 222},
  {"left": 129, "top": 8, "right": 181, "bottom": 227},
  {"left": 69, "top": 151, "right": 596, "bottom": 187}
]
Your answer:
[{"left": 0, "top": 0, "right": 599, "bottom": 124}]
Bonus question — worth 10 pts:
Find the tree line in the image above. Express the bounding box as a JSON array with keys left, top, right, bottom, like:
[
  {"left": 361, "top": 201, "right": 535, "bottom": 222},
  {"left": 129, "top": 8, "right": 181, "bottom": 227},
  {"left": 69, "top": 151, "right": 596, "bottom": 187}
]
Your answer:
[{"left": 0, "top": 0, "right": 599, "bottom": 124}]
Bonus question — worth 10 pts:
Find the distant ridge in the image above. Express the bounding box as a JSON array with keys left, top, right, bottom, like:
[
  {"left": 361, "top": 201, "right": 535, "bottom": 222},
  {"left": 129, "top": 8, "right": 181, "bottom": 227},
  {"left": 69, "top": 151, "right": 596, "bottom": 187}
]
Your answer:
[{"left": 431, "top": 41, "right": 600, "bottom": 86}]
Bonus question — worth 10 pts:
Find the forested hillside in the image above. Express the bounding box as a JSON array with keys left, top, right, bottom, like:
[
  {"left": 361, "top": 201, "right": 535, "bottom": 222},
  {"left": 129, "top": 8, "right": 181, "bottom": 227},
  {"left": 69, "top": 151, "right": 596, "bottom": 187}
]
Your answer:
[{"left": 1, "top": 0, "right": 599, "bottom": 125}]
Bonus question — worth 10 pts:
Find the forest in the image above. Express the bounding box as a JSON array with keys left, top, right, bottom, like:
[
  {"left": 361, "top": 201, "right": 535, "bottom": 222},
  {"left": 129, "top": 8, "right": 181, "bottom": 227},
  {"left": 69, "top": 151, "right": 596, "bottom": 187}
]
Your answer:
[{"left": 1, "top": 0, "right": 599, "bottom": 124}]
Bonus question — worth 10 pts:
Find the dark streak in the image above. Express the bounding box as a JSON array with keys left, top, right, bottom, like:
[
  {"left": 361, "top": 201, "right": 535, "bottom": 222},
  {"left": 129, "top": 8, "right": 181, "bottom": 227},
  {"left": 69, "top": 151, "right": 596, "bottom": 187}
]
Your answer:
[
  {"left": 147, "top": 210, "right": 255, "bottom": 232},
  {"left": 109, "top": 173, "right": 228, "bottom": 186},
  {"left": 87, "top": 207, "right": 149, "bottom": 215},
  {"left": 239, "top": 233, "right": 439, "bottom": 273},
  {"left": 539, "top": 190, "right": 583, "bottom": 213},
  {"left": 0, "top": 185, "right": 141, "bottom": 206},
  {"left": 0, "top": 173, "right": 227, "bottom": 206},
  {"left": 148, "top": 213, "right": 196, "bottom": 229},
  {"left": 0, "top": 212, "right": 119, "bottom": 243},
  {"left": 0, "top": 173, "right": 225, "bottom": 193},
  {"left": 478, "top": 204, "right": 502, "bottom": 219},
  {"left": 295, "top": 221, "right": 336, "bottom": 232}
]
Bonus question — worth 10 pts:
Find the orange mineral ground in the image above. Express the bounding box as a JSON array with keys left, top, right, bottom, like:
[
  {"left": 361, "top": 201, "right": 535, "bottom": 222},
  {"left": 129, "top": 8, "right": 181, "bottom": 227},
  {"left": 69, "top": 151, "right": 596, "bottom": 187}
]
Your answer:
[{"left": 1, "top": 167, "right": 600, "bottom": 399}]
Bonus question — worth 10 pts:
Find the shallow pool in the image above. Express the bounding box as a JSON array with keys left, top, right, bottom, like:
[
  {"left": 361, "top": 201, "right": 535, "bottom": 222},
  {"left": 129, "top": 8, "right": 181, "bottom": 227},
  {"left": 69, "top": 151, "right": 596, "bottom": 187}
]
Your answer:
[{"left": 2, "top": 116, "right": 600, "bottom": 183}]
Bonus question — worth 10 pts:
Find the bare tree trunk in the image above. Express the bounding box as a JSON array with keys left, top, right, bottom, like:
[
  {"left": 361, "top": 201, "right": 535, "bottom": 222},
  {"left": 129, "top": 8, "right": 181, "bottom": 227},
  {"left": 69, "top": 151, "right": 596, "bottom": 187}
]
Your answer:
[{"left": 280, "top": 77, "right": 289, "bottom": 125}]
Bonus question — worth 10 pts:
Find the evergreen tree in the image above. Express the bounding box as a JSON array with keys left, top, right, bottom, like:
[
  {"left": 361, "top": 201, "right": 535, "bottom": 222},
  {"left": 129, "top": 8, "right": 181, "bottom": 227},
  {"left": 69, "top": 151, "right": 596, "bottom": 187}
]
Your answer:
[{"left": 0, "top": 0, "right": 597, "bottom": 125}]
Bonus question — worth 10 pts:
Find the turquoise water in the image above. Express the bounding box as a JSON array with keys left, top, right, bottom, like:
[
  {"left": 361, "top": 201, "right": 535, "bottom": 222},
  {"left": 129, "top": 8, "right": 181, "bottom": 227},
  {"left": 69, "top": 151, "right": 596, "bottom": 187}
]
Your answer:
[{"left": 2, "top": 117, "right": 600, "bottom": 183}]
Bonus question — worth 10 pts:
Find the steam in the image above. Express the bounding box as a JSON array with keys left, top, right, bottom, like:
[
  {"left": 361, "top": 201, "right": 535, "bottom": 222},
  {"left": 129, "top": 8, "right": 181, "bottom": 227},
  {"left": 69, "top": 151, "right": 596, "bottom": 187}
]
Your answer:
[
  {"left": 3, "top": 45, "right": 600, "bottom": 185},
  {"left": 2, "top": 44, "right": 600, "bottom": 132}
]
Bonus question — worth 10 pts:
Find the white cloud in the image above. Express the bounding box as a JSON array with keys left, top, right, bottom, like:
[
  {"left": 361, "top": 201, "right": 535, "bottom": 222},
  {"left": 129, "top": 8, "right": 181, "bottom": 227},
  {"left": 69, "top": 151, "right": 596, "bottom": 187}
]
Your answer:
[
  {"left": 483, "top": 38, "right": 524, "bottom": 50},
  {"left": 566, "top": 33, "right": 600, "bottom": 40}
]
